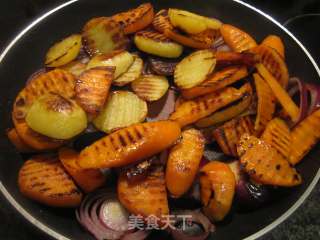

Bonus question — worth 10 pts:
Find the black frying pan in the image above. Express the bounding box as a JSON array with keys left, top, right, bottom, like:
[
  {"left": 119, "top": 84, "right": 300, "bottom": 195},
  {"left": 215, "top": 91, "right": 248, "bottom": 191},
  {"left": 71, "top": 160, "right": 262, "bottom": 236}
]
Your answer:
[{"left": 0, "top": 0, "right": 319, "bottom": 239}]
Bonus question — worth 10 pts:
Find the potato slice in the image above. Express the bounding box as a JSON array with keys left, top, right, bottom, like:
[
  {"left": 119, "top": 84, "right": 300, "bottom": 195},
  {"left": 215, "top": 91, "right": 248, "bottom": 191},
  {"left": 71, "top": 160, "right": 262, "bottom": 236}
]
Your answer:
[
  {"left": 134, "top": 30, "right": 183, "bottom": 58},
  {"left": 118, "top": 167, "right": 169, "bottom": 220},
  {"left": 78, "top": 121, "right": 181, "bottom": 169},
  {"left": 61, "top": 60, "right": 87, "bottom": 77},
  {"left": 220, "top": 24, "right": 257, "bottom": 52},
  {"left": 19, "top": 154, "right": 82, "bottom": 207},
  {"left": 26, "top": 93, "right": 87, "bottom": 140},
  {"left": 112, "top": 3, "right": 154, "bottom": 34},
  {"left": 251, "top": 45, "right": 289, "bottom": 88},
  {"left": 261, "top": 35, "right": 285, "bottom": 58},
  {"left": 261, "top": 118, "right": 291, "bottom": 159},
  {"left": 82, "top": 17, "right": 129, "bottom": 56},
  {"left": 131, "top": 74, "right": 169, "bottom": 102},
  {"left": 170, "top": 83, "right": 252, "bottom": 127},
  {"left": 113, "top": 56, "right": 143, "bottom": 86},
  {"left": 238, "top": 134, "right": 302, "bottom": 187},
  {"left": 58, "top": 148, "right": 106, "bottom": 193},
  {"left": 93, "top": 91, "right": 147, "bottom": 133},
  {"left": 166, "top": 129, "right": 205, "bottom": 198},
  {"left": 174, "top": 50, "right": 216, "bottom": 89},
  {"left": 7, "top": 128, "right": 34, "bottom": 152},
  {"left": 13, "top": 69, "right": 76, "bottom": 121},
  {"left": 168, "top": 9, "right": 222, "bottom": 34},
  {"left": 182, "top": 66, "right": 248, "bottom": 99},
  {"left": 45, "top": 34, "right": 82, "bottom": 67},
  {"left": 87, "top": 50, "right": 134, "bottom": 78},
  {"left": 76, "top": 66, "right": 115, "bottom": 116}
]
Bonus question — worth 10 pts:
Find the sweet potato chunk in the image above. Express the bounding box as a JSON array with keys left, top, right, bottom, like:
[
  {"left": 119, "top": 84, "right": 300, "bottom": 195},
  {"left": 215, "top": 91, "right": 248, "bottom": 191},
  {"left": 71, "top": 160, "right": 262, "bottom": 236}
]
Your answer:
[
  {"left": 238, "top": 134, "right": 302, "bottom": 187},
  {"left": 78, "top": 121, "right": 181, "bottom": 169},
  {"left": 166, "top": 129, "right": 205, "bottom": 198},
  {"left": 18, "top": 154, "right": 82, "bottom": 207}
]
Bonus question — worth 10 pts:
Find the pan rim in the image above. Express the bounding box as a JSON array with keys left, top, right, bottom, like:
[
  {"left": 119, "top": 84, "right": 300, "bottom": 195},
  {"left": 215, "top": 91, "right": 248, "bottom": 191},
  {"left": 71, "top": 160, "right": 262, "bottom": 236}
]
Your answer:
[{"left": 0, "top": 0, "right": 319, "bottom": 240}]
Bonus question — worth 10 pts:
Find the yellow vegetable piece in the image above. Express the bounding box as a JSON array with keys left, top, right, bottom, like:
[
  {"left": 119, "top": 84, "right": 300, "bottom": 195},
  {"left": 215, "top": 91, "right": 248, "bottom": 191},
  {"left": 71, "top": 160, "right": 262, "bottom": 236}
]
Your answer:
[{"left": 113, "top": 56, "right": 143, "bottom": 86}]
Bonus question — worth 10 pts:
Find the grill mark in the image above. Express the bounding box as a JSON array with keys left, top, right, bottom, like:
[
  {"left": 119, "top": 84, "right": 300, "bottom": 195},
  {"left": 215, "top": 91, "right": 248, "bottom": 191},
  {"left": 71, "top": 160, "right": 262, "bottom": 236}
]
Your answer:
[
  {"left": 109, "top": 136, "right": 120, "bottom": 150},
  {"left": 39, "top": 187, "right": 51, "bottom": 193},
  {"left": 30, "top": 182, "right": 45, "bottom": 188},
  {"left": 125, "top": 130, "right": 135, "bottom": 143},
  {"left": 133, "top": 127, "right": 143, "bottom": 140},
  {"left": 118, "top": 133, "right": 127, "bottom": 147}
]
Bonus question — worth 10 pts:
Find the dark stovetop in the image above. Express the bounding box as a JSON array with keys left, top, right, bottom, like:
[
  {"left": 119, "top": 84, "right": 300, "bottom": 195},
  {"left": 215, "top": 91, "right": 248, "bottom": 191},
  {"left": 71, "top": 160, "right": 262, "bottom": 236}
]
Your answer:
[{"left": 1, "top": 0, "right": 320, "bottom": 239}]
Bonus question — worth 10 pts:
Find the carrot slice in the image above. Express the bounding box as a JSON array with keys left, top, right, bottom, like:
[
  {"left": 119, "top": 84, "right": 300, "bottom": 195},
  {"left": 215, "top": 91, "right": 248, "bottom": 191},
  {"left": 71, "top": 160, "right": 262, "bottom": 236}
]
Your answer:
[
  {"left": 238, "top": 134, "right": 302, "bottom": 187},
  {"left": 220, "top": 24, "right": 257, "bottom": 52},
  {"left": 256, "top": 63, "right": 299, "bottom": 122},
  {"left": 261, "top": 35, "right": 285, "bottom": 58},
  {"left": 6, "top": 128, "right": 34, "bottom": 152}
]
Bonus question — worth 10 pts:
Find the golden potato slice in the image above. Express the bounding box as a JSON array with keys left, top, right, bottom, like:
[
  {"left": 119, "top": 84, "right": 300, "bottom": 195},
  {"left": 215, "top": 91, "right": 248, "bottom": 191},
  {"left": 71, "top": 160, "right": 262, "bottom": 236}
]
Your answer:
[
  {"left": 134, "top": 30, "right": 183, "bottom": 58},
  {"left": 18, "top": 154, "right": 82, "bottom": 207},
  {"left": 45, "top": 34, "right": 82, "bottom": 67},
  {"left": 13, "top": 69, "right": 76, "bottom": 121},
  {"left": 86, "top": 50, "right": 134, "bottom": 78},
  {"left": 113, "top": 56, "right": 143, "bottom": 86},
  {"left": 174, "top": 50, "right": 216, "bottom": 89},
  {"left": 61, "top": 60, "right": 87, "bottom": 77},
  {"left": 82, "top": 17, "right": 129, "bottom": 56},
  {"left": 131, "top": 74, "right": 169, "bottom": 102},
  {"left": 75, "top": 66, "right": 115, "bottom": 116},
  {"left": 168, "top": 8, "right": 222, "bottom": 34},
  {"left": 93, "top": 91, "right": 147, "bottom": 133}
]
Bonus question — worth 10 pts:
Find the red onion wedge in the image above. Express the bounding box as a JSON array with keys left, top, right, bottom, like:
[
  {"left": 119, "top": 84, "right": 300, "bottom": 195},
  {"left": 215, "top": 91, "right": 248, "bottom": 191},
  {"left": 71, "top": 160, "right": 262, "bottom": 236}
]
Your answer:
[{"left": 306, "top": 83, "right": 320, "bottom": 115}]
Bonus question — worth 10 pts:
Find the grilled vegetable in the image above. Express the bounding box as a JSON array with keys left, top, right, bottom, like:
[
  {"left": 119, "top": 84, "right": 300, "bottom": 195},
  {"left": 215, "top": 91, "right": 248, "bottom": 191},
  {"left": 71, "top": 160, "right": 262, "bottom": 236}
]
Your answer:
[
  {"left": 18, "top": 154, "right": 82, "bottom": 207},
  {"left": 256, "top": 64, "right": 299, "bottom": 122},
  {"left": 261, "top": 118, "right": 291, "bottom": 159},
  {"left": 200, "top": 161, "right": 236, "bottom": 221},
  {"left": 13, "top": 69, "right": 76, "bottom": 121},
  {"left": 289, "top": 109, "right": 320, "bottom": 165},
  {"left": 261, "top": 35, "right": 285, "bottom": 58},
  {"left": 152, "top": 9, "right": 174, "bottom": 33},
  {"left": 78, "top": 121, "right": 181, "bottom": 169},
  {"left": 181, "top": 66, "right": 248, "bottom": 99},
  {"left": 170, "top": 83, "right": 252, "bottom": 127},
  {"left": 216, "top": 51, "right": 257, "bottom": 67},
  {"left": 118, "top": 167, "right": 169, "bottom": 219},
  {"left": 61, "top": 60, "right": 87, "bottom": 77},
  {"left": 13, "top": 117, "right": 65, "bottom": 150},
  {"left": 195, "top": 95, "right": 251, "bottom": 128},
  {"left": 190, "top": 29, "right": 219, "bottom": 48},
  {"left": 113, "top": 56, "right": 143, "bottom": 86},
  {"left": 174, "top": 50, "right": 216, "bottom": 89},
  {"left": 166, "top": 129, "right": 205, "bottom": 198},
  {"left": 131, "top": 74, "right": 169, "bottom": 101},
  {"left": 238, "top": 134, "right": 302, "bottom": 186},
  {"left": 93, "top": 91, "right": 147, "bottom": 133},
  {"left": 86, "top": 51, "right": 134, "bottom": 78},
  {"left": 45, "top": 34, "right": 82, "bottom": 67},
  {"left": 112, "top": 3, "right": 154, "bottom": 34},
  {"left": 251, "top": 45, "right": 289, "bottom": 88},
  {"left": 253, "top": 73, "right": 276, "bottom": 135},
  {"left": 82, "top": 17, "right": 129, "bottom": 56},
  {"left": 6, "top": 128, "right": 34, "bottom": 152},
  {"left": 148, "top": 56, "right": 179, "bottom": 76},
  {"left": 168, "top": 8, "right": 222, "bottom": 34},
  {"left": 134, "top": 30, "right": 183, "bottom": 58},
  {"left": 58, "top": 148, "right": 106, "bottom": 193},
  {"left": 25, "top": 93, "right": 87, "bottom": 140},
  {"left": 213, "top": 116, "right": 254, "bottom": 156},
  {"left": 75, "top": 66, "right": 114, "bottom": 116},
  {"left": 220, "top": 24, "right": 257, "bottom": 52}
]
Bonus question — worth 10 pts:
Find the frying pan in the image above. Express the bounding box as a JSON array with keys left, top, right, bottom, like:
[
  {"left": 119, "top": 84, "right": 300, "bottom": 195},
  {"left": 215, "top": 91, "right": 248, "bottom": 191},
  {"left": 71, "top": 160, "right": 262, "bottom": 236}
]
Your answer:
[{"left": 0, "top": 0, "right": 319, "bottom": 239}]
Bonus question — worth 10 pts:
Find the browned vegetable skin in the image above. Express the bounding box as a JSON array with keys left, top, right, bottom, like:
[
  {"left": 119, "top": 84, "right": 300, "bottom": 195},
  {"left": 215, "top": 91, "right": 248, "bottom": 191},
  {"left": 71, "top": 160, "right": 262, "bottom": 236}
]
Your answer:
[
  {"left": 261, "top": 35, "right": 285, "bottom": 58},
  {"left": 215, "top": 51, "right": 257, "bottom": 68},
  {"left": 238, "top": 134, "right": 302, "bottom": 187},
  {"left": 78, "top": 121, "right": 181, "bottom": 169},
  {"left": 166, "top": 129, "right": 205, "bottom": 198},
  {"left": 18, "top": 154, "right": 82, "bottom": 207},
  {"left": 170, "top": 83, "right": 252, "bottom": 127},
  {"left": 213, "top": 116, "right": 254, "bottom": 157},
  {"left": 289, "top": 109, "right": 320, "bottom": 165},
  {"left": 181, "top": 66, "right": 248, "bottom": 99}
]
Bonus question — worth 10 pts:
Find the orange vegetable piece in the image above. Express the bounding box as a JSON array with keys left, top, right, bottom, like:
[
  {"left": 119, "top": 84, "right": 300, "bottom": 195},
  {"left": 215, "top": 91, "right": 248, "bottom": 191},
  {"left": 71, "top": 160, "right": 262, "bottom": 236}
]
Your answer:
[
  {"left": 216, "top": 51, "right": 257, "bottom": 67},
  {"left": 166, "top": 129, "right": 205, "bottom": 198},
  {"left": 58, "top": 148, "right": 106, "bottom": 193},
  {"left": 181, "top": 66, "right": 248, "bottom": 99},
  {"left": 261, "top": 35, "right": 285, "bottom": 58},
  {"left": 200, "top": 161, "right": 236, "bottom": 221},
  {"left": 220, "top": 24, "right": 257, "bottom": 52},
  {"left": 78, "top": 121, "right": 181, "bottom": 169},
  {"left": 238, "top": 134, "right": 302, "bottom": 187},
  {"left": 112, "top": 3, "right": 154, "bottom": 34},
  {"left": 7, "top": 128, "right": 34, "bottom": 152}
]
